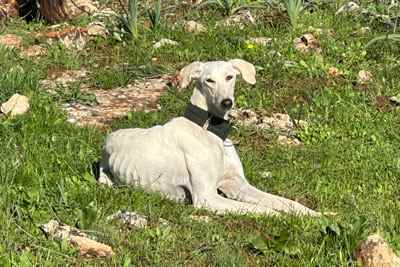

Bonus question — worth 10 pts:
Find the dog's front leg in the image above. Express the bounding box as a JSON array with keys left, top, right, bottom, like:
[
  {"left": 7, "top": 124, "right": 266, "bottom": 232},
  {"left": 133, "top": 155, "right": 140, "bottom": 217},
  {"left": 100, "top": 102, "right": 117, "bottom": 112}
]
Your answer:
[
  {"left": 220, "top": 139, "right": 319, "bottom": 216},
  {"left": 219, "top": 179, "right": 319, "bottom": 216},
  {"left": 193, "top": 193, "right": 280, "bottom": 216},
  {"left": 183, "top": 150, "right": 279, "bottom": 216}
]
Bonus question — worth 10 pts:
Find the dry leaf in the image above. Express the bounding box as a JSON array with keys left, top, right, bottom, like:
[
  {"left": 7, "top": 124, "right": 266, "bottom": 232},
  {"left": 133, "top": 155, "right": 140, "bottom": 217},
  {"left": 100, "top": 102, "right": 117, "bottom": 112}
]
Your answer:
[
  {"left": 327, "top": 67, "right": 344, "bottom": 78},
  {"left": 0, "top": 0, "right": 18, "bottom": 18},
  {"left": 1, "top": 93, "right": 29, "bottom": 116},
  {"left": 277, "top": 135, "right": 302, "bottom": 146}
]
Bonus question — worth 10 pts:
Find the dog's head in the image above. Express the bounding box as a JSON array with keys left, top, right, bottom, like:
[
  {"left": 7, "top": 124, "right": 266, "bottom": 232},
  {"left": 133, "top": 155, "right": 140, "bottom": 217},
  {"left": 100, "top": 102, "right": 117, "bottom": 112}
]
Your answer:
[{"left": 179, "top": 59, "right": 256, "bottom": 115}]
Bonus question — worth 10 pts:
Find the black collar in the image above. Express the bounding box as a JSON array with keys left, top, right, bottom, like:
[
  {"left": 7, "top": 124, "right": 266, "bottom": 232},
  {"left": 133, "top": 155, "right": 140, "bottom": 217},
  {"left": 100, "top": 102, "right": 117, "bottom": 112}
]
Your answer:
[{"left": 183, "top": 103, "right": 231, "bottom": 141}]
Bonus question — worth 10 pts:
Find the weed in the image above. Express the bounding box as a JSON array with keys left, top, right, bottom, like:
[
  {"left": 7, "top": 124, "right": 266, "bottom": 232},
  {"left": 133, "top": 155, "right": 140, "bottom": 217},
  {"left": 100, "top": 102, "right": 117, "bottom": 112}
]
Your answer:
[
  {"left": 52, "top": 83, "right": 97, "bottom": 106},
  {"left": 114, "top": 0, "right": 140, "bottom": 40},
  {"left": 147, "top": 0, "right": 162, "bottom": 31},
  {"left": 284, "top": 0, "right": 304, "bottom": 28}
]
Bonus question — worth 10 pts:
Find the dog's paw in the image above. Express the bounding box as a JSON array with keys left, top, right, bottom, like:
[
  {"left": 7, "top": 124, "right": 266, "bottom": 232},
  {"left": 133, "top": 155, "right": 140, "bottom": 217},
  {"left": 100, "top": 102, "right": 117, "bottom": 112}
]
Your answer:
[{"left": 98, "top": 173, "right": 114, "bottom": 187}]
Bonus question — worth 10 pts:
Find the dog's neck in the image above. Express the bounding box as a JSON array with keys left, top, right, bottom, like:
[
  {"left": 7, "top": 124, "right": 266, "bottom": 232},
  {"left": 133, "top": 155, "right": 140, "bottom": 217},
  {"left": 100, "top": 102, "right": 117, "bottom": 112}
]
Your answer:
[{"left": 185, "top": 88, "right": 231, "bottom": 141}]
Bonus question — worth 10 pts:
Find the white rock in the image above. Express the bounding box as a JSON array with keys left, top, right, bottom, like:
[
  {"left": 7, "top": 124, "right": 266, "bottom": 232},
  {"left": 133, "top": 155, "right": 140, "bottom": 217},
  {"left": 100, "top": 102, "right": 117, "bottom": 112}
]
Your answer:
[
  {"left": 20, "top": 45, "right": 46, "bottom": 58},
  {"left": 93, "top": 8, "right": 117, "bottom": 18},
  {"left": 184, "top": 20, "right": 206, "bottom": 33},
  {"left": 336, "top": 2, "right": 361, "bottom": 15},
  {"left": 358, "top": 70, "right": 373, "bottom": 84},
  {"left": 62, "top": 33, "right": 87, "bottom": 51},
  {"left": 153, "top": 39, "right": 179, "bottom": 49},
  {"left": 355, "top": 233, "right": 400, "bottom": 267},
  {"left": 293, "top": 33, "right": 321, "bottom": 54},
  {"left": 229, "top": 109, "right": 259, "bottom": 126},
  {"left": 1, "top": 93, "right": 30, "bottom": 116},
  {"left": 87, "top": 22, "right": 108, "bottom": 37},
  {"left": 64, "top": 0, "right": 98, "bottom": 18},
  {"left": 262, "top": 113, "right": 293, "bottom": 130},
  {"left": 40, "top": 219, "right": 114, "bottom": 257},
  {"left": 217, "top": 10, "right": 255, "bottom": 29},
  {"left": 107, "top": 210, "right": 148, "bottom": 228}
]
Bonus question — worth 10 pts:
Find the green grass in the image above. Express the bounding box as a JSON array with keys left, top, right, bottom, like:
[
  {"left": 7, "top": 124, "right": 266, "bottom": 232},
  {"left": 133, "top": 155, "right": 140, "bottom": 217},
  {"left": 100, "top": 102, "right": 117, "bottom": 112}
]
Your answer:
[{"left": 1, "top": 1, "right": 400, "bottom": 265}]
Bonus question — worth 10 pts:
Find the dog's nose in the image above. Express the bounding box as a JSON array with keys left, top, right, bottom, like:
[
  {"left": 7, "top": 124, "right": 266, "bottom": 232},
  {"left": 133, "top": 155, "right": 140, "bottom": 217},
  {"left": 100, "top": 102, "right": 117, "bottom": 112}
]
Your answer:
[{"left": 221, "top": 98, "right": 233, "bottom": 109}]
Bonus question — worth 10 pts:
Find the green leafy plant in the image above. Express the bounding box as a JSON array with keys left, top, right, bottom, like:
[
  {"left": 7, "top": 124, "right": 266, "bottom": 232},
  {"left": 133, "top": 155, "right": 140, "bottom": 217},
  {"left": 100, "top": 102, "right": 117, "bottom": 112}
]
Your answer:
[
  {"left": 147, "top": 0, "right": 162, "bottom": 30},
  {"left": 114, "top": 0, "right": 140, "bottom": 40},
  {"left": 248, "top": 232, "right": 301, "bottom": 256},
  {"left": 284, "top": 0, "right": 304, "bottom": 27},
  {"left": 53, "top": 83, "right": 97, "bottom": 106}
]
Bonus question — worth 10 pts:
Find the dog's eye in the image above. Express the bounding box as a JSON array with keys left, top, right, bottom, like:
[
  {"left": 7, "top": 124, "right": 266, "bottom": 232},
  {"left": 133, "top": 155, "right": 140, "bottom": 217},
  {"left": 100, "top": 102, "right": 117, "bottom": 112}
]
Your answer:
[
  {"left": 206, "top": 78, "right": 215, "bottom": 83},
  {"left": 226, "top": 75, "right": 233, "bottom": 81}
]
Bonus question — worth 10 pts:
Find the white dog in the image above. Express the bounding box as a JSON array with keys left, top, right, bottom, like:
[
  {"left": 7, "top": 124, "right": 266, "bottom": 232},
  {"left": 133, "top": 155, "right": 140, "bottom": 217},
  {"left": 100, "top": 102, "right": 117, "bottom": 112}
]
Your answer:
[{"left": 95, "top": 59, "right": 318, "bottom": 216}]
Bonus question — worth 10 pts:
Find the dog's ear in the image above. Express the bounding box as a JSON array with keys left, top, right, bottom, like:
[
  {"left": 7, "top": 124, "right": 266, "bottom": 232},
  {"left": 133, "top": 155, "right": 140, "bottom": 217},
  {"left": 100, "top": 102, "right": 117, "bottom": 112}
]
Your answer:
[
  {"left": 179, "top": 61, "right": 204, "bottom": 89},
  {"left": 229, "top": 59, "right": 256, "bottom": 85}
]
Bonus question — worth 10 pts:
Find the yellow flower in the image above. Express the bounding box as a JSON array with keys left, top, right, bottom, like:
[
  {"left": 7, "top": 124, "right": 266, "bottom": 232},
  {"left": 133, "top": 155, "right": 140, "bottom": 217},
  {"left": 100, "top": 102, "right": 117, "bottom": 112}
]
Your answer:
[{"left": 246, "top": 43, "right": 255, "bottom": 49}]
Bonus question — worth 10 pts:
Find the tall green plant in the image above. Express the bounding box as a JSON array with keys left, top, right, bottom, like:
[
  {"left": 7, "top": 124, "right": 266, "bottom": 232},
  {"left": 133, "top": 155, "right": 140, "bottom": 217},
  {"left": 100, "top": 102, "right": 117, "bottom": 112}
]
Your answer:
[
  {"left": 115, "top": 0, "right": 139, "bottom": 40},
  {"left": 284, "top": 0, "right": 304, "bottom": 28},
  {"left": 147, "top": 0, "right": 162, "bottom": 30}
]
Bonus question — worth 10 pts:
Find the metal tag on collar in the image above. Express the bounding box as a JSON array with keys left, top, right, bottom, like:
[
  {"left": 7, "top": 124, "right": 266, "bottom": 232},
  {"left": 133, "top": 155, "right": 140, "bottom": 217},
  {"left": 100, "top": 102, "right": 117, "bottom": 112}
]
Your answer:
[{"left": 203, "top": 115, "right": 212, "bottom": 129}]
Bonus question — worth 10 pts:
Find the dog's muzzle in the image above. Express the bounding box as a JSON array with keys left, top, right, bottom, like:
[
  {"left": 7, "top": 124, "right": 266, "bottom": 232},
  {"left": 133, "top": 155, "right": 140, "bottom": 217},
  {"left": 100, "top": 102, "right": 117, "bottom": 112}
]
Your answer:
[{"left": 220, "top": 98, "right": 233, "bottom": 110}]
